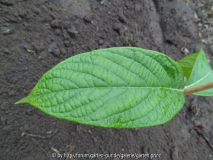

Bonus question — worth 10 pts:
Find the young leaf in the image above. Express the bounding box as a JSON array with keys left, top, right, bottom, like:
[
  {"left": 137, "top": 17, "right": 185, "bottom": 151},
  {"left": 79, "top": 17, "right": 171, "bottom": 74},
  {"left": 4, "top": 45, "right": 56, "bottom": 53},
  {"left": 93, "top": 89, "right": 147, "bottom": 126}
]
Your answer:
[
  {"left": 178, "top": 51, "right": 199, "bottom": 79},
  {"left": 16, "top": 47, "right": 185, "bottom": 128},
  {"left": 184, "top": 50, "right": 213, "bottom": 96}
]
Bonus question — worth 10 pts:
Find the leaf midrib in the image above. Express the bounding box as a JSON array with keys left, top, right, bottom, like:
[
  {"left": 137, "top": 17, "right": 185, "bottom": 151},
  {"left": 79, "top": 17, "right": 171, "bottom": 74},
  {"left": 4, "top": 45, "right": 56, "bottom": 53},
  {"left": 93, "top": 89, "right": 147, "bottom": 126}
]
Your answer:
[
  {"left": 38, "top": 86, "right": 184, "bottom": 92},
  {"left": 185, "top": 70, "right": 212, "bottom": 89}
]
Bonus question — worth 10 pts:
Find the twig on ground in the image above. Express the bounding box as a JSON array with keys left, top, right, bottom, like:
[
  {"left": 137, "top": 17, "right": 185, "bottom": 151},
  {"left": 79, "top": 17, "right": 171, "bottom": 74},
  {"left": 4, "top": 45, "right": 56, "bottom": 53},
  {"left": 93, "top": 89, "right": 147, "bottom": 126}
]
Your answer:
[
  {"left": 65, "top": 140, "right": 76, "bottom": 160},
  {"left": 32, "top": 138, "right": 51, "bottom": 159},
  {"left": 195, "top": 128, "right": 213, "bottom": 151},
  {"left": 175, "top": 31, "right": 187, "bottom": 48},
  {"left": 175, "top": 30, "right": 188, "bottom": 54},
  {"left": 22, "top": 129, "right": 58, "bottom": 139},
  {"left": 195, "top": 104, "right": 200, "bottom": 117}
]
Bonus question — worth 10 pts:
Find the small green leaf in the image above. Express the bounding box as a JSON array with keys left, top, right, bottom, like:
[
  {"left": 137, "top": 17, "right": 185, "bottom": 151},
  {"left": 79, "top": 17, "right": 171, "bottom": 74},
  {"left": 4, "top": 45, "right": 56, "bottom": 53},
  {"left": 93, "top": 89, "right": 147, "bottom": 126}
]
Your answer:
[
  {"left": 184, "top": 50, "right": 213, "bottom": 96},
  {"left": 178, "top": 51, "right": 199, "bottom": 79},
  {"left": 16, "top": 47, "right": 185, "bottom": 128}
]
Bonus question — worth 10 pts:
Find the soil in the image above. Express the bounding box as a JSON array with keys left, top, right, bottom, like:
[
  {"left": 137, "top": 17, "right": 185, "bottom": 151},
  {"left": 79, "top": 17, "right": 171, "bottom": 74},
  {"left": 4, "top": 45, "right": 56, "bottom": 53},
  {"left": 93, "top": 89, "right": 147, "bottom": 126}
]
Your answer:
[{"left": 1, "top": 0, "right": 213, "bottom": 160}]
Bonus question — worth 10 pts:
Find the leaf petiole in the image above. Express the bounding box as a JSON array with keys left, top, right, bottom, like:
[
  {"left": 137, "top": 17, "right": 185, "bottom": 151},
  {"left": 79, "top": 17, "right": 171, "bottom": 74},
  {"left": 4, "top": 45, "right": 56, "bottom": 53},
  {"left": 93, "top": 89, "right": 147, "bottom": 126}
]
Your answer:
[{"left": 184, "top": 81, "right": 213, "bottom": 96}]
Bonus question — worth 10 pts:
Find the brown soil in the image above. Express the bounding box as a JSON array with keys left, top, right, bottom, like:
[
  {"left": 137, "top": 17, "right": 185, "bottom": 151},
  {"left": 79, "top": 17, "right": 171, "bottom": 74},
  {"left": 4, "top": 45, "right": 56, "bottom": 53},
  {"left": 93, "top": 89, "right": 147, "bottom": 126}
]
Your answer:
[{"left": 1, "top": 0, "right": 213, "bottom": 160}]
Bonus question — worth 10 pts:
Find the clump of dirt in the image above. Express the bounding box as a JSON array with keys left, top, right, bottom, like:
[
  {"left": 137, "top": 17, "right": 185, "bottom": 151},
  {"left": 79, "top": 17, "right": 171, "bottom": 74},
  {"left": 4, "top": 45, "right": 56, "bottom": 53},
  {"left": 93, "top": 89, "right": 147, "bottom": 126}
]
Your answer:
[
  {"left": 0, "top": 0, "right": 213, "bottom": 160},
  {"left": 190, "top": 0, "right": 213, "bottom": 66}
]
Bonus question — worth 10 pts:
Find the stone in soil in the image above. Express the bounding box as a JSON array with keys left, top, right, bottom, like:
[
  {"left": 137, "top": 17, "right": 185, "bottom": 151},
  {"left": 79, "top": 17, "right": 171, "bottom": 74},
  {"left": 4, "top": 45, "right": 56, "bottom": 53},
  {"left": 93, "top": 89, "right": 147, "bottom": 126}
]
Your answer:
[
  {"left": 98, "top": 39, "right": 104, "bottom": 45},
  {"left": 60, "top": 48, "right": 66, "bottom": 55},
  {"left": 113, "top": 23, "right": 122, "bottom": 35},
  {"left": 118, "top": 13, "right": 126, "bottom": 23},
  {"left": 33, "top": 8, "right": 41, "bottom": 15},
  {"left": 62, "top": 30, "right": 70, "bottom": 39},
  {"left": 113, "top": 23, "right": 122, "bottom": 31},
  {"left": 83, "top": 15, "right": 92, "bottom": 23},
  {"left": 67, "top": 26, "right": 78, "bottom": 38},
  {"left": 51, "top": 19, "right": 61, "bottom": 28},
  {"left": 53, "top": 48, "right": 60, "bottom": 57},
  {"left": 55, "top": 29, "right": 61, "bottom": 36},
  {"left": 48, "top": 43, "right": 57, "bottom": 53},
  {"left": 64, "top": 40, "right": 70, "bottom": 47},
  {"left": 62, "top": 21, "right": 70, "bottom": 29},
  {"left": 3, "top": 49, "right": 10, "bottom": 54},
  {"left": 1, "top": 116, "right": 6, "bottom": 124},
  {"left": 18, "top": 11, "right": 26, "bottom": 18},
  {"left": 33, "top": 43, "right": 44, "bottom": 53}
]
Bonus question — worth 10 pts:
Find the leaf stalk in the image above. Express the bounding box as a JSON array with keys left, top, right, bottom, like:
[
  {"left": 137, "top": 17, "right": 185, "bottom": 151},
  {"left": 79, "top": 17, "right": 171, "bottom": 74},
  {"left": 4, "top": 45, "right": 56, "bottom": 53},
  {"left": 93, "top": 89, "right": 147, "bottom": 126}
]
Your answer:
[{"left": 184, "top": 81, "right": 213, "bottom": 95}]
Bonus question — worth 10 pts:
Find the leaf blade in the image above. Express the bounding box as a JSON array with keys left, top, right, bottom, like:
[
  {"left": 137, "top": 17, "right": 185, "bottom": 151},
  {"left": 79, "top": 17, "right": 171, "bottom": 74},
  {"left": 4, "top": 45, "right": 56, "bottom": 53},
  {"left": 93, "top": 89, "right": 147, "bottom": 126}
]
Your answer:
[
  {"left": 178, "top": 51, "right": 199, "bottom": 79},
  {"left": 16, "top": 47, "right": 185, "bottom": 128},
  {"left": 184, "top": 50, "right": 213, "bottom": 96}
]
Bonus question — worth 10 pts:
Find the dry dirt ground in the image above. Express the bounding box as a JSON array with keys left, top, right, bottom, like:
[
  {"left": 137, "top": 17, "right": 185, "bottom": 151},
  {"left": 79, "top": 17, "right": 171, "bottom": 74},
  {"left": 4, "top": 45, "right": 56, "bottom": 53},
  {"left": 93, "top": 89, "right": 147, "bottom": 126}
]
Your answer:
[{"left": 1, "top": 0, "right": 213, "bottom": 160}]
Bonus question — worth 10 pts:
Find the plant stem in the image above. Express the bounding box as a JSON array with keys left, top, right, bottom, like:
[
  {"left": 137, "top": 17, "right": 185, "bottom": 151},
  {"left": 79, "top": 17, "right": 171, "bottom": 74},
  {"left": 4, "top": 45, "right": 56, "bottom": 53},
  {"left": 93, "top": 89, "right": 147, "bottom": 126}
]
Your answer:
[{"left": 184, "top": 81, "right": 213, "bottom": 95}]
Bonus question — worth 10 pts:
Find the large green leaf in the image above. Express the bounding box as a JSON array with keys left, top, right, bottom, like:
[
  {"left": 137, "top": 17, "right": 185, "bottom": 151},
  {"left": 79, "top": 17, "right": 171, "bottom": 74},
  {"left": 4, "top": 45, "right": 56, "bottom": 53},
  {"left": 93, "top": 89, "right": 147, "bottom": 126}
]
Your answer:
[
  {"left": 16, "top": 47, "right": 185, "bottom": 128},
  {"left": 178, "top": 52, "right": 199, "bottom": 79},
  {"left": 184, "top": 50, "right": 213, "bottom": 96}
]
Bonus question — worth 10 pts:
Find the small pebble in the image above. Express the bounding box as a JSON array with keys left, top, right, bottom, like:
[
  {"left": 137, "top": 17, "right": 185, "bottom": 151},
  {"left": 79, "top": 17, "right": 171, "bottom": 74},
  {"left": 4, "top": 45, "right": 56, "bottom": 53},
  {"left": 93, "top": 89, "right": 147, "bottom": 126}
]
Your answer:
[
  {"left": 26, "top": 108, "right": 33, "bottom": 115},
  {"left": 40, "top": 5, "right": 48, "bottom": 11},
  {"left": 53, "top": 48, "right": 60, "bottom": 57},
  {"left": 60, "top": 48, "right": 66, "bottom": 55},
  {"left": 62, "top": 30, "right": 69, "bottom": 39},
  {"left": 67, "top": 26, "right": 78, "bottom": 38},
  {"left": 50, "top": 13, "right": 57, "bottom": 20},
  {"left": 98, "top": 39, "right": 104, "bottom": 45},
  {"left": 113, "top": 23, "right": 122, "bottom": 35},
  {"left": 55, "top": 29, "right": 60, "bottom": 36},
  {"left": 64, "top": 40, "right": 70, "bottom": 47},
  {"left": 113, "top": 23, "right": 122, "bottom": 31},
  {"left": 198, "top": 23, "right": 202, "bottom": 27},
  {"left": 181, "top": 47, "right": 189, "bottom": 55},
  {"left": 62, "top": 21, "right": 70, "bottom": 29},
  {"left": 34, "top": 43, "right": 44, "bottom": 52},
  {"left": 3, "top": 49, "right": 10, "bottom": 54},
  {"left": 48, "top": 43, "right": 57, "bottom": 53},
  {"left": 33, "top": 8, "right": 41, "bottom": 15},
  {"left": 118, "top": 13, "right": 126, "bottom": 23},
  {"left": 51, "top": 19, "right": 61, "bottom": 28},
  {"left": 83, "top": 15, "right": 92, "bottom": 23},
  {"left": 93, "top": 137, "right": 98, "bottom": 143},
  {"left": 1, "top": 117, "right": 6, "bottom": 124},
  {"left": 19, "top": 11, "right": 26, "bottom": 18}
]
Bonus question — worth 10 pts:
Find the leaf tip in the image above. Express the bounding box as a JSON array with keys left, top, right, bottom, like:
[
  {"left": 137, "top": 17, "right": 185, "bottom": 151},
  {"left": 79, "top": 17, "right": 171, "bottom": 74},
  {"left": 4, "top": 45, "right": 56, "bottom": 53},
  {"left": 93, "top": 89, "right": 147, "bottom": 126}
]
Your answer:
[{"left": 15, "top": 96, "right": 30, "bottom": 104}]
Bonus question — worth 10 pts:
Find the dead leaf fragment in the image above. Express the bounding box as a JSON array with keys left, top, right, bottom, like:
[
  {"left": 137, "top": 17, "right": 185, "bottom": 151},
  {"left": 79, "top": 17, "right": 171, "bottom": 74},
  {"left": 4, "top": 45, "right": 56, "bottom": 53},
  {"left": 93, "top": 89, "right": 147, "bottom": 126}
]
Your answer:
[
  {"left": 51, "top": 147, "right": 59, "bottom": 153},
  {"left": 27, "top": 49, "right": 34, "bottom": 53},
  {"left": 194, "top": 13, "right": 198, "bottom": 19}
]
